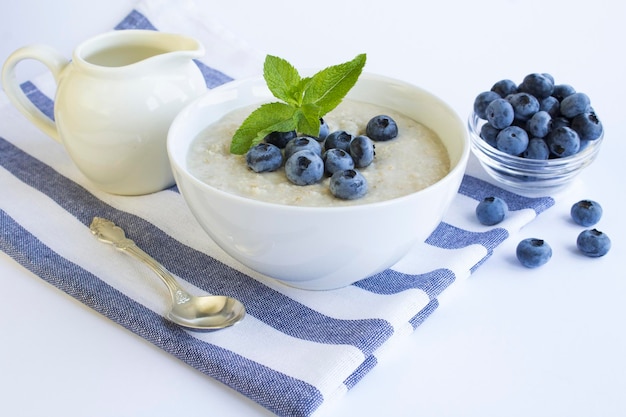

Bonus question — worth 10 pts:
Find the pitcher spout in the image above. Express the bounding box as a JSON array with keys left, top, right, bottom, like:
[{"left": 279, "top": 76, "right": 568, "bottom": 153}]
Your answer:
[{"left": 74, "top": 29, "right": 205, "bottom": 70}]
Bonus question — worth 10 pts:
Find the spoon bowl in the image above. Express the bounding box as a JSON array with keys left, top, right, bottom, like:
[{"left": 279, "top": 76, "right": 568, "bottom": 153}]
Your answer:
[
  {"left": 89, "top": 217, "right": 245, "bottom": 331},
  {"left": 168, "top": 293, "right": 245, "bottom": 330}
]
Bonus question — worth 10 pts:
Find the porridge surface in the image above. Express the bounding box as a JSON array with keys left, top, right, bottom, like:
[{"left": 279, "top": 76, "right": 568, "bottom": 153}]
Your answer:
[{"left": 188, "top": 99, "right": 450, "bottom": 206}]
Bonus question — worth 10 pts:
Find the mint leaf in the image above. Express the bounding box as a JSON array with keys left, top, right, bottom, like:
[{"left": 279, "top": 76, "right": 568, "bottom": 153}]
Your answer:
[
  {"left": 230, "top": 53, "right": 366, "bottom": 154},
  {"left": 295, "top": 103, "right": 323, "bottom": 137},
  {"left": 263, "top": 55, "right": 303, "bottom": 106},
  {"left": 230, "top": 102, "right": 297, "bottom": 154},
  {"left": 302, "top": 53, "right": 366, "bottom": 115},
  {"left": 298, "top": 76, "right": 313, "bottom": 97}
]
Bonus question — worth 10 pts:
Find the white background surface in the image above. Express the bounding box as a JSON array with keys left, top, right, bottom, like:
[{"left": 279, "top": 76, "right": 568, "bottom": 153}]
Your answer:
[{"left": 1, "top": 1, "right": 625, "bottom": 416}]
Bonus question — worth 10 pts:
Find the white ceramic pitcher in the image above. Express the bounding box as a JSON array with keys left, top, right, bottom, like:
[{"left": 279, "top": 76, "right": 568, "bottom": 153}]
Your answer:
[{"left": 2, "top": 30, "right": 207, "bottom": 195}]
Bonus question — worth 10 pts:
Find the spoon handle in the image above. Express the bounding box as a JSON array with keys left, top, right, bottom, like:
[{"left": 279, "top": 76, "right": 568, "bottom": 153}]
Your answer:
[{"left": 89, "top": 217, "right": 191, "bottom": 303}]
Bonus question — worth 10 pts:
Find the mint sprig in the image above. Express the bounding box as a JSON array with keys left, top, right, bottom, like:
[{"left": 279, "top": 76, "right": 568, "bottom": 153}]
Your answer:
[{"left": 230, "top": 53, "right": 366, "bottom": 154}]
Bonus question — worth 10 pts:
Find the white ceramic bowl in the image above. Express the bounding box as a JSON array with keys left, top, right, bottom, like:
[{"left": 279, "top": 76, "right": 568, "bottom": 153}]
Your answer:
[{"left": 167, "top": 73, "right": 469, "bottom": 290}]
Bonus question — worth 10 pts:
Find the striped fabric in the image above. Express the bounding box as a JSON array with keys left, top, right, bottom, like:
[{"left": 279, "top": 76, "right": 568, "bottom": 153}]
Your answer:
[{"left": 0, "top": 2, "right": 554, "bottom": 416}]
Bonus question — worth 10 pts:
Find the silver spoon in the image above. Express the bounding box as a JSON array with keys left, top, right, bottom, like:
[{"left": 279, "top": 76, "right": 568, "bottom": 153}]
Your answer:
[{"left": 89, "top": 217, "right": 245, "bottom": 331}]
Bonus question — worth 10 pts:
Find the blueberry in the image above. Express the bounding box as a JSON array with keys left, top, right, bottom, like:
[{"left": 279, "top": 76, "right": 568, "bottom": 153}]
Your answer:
[
  {"left": 366, "top": 115, "right": 398, "bottom": 141},
  {"left": 329, "top": 169, "right": 368, "bottom": 200},
  {"left": 318, "top": 118, "right": 330, "bottom": 141},
  {"left": 506, "top": 92, "right": 540, "bottom": 121},
  {"left": 571, "top": 111, "right": 603, "bottom": 141},
  {"left": 576, "top": 229, "right": 611, "bottom": 257},
  {"left": 284, "top": 136, "right": 322, "bottom": 160},
  {"left": 485, "top": 98, "right": 514, "bottom": 129},
  {"left": 264, "top": 130, "right": 296, "bottom": 148},
  {"left": 547, "top": 126, "right": 580, "bottom": 157},
  {"left": 551, "top": 116, "right": 571, "bottom": 130},
  {"left": 324, "top": 130, "right": 353, "bottom": 152},
  {"left": 541, "top": 73, "right": 555, "bottom": 84},
  {"left": 475, "top": 196, "right": 508, "bottom": 226},
  {"left": 284, "top": 150, "right": 324, "bottom": 185},
  {"left": 491, "top": 79, "right": 517, "bottom": 97},
  {"left": 323, "top": 148, "right": 354, "bottom": 176},
  {"left": 570, "top": 199, "right": 603, "bottom": 227},
  {"left": 519, "top": 73, "right": 554, "bottom": 99},
  {"left": 476, "top": 76, "right": 602, "bottom": 162},
  {"left": 526, "top": 110, "right": 552, "bottom": 138},
  {"left": 560, "top": 92, "right": 591, "bottom": 118},
  {"left": 474, "top": 91, "right": 501, "bottom": 119},
  {"left": 523, "top": 138, "right": 550, "bottom": 160},
  {"left": 577, "top": 137, "right": 592, "bottom": 152},
  {"left": 516, "top": 238, "right": 552, "bottom": 268},
  {"left": 496, "top": 126, "right": 529, "bottom": 155},
  {"left": 540, "top": 96, "right": 560, "bottom": 118},
  {"left": 480, "top": 123, "right": 500, "bottom": 148},
  {"left": 349, "top": 135, "right": 375, "bottom": 168},
  {"left": 552, "top": 84, "right": 576, "bottom": 101},
  {"left": 245, "top": 142, "right": 283, "bottom": 172}
]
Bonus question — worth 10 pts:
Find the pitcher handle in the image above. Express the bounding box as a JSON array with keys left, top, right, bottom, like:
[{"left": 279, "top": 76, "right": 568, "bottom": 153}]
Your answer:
[{"left": 1, "top": 44, "right": 69, "bottom": 143}]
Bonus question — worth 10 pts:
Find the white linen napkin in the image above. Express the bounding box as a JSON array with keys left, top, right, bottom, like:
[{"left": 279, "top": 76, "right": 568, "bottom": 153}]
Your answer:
[{"left": 0, "top": 1, "right": 555, "bottom": 416}]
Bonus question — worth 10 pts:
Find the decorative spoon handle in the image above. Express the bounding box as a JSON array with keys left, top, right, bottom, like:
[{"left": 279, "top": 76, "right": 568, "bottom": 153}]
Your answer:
[
  {"left": 89, "top": 217, "right": 190, "bottom": 302},
  {"left": 89, "top": 217, "right": 135, "bottom": 249}
]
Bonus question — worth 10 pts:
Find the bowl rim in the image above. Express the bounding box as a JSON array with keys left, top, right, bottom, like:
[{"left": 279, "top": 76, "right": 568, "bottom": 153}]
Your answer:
[{"left": 168, "top": 72, "right": 470, "bottom": 212}]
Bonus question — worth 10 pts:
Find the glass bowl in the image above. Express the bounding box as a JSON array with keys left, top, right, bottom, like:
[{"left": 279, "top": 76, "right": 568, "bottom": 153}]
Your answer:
[{"left": 468, "top": 112, "right": 603, "bottom": 195}]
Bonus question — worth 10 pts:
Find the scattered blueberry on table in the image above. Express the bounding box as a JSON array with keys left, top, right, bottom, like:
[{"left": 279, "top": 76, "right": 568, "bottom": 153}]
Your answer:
[
  {"left": 577, "top": 229, "right": 611, "bottom": 257},
  {"left": 475, "top": 196, "right": 508, "bottom": 226},
  {"left": 516, "top": 238, "right": 553, "bottom": 268},
  {"left": 475, "top": 197, "right": 610, "bottom": 267},
  {"left": 570, "top": 199, "right": 603, "bottom": 227}
]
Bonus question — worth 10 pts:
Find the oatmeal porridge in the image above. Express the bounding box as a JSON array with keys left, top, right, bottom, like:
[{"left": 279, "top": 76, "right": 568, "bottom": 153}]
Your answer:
[{"left": 188, "top": 99, "right": 450, "bottom": 206}]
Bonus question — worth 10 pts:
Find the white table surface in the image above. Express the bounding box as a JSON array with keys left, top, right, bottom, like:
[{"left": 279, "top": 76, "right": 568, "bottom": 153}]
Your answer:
[{"left": 1, "top": 1, "right": 625, "bottom": 416}]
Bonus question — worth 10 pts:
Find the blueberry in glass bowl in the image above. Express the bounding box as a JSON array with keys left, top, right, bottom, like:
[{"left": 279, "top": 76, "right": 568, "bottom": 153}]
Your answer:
[{"left": 468, "top": 73, "right": 605, "bottom": 195}]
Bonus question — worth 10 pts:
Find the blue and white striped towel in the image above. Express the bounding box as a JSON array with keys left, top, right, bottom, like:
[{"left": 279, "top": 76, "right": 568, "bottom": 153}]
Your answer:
[{"left": 0, "top": 1, "right": 555, "bottom": 416}]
